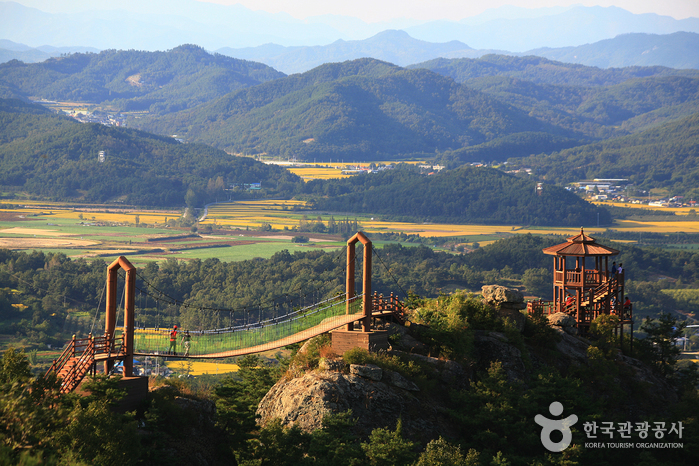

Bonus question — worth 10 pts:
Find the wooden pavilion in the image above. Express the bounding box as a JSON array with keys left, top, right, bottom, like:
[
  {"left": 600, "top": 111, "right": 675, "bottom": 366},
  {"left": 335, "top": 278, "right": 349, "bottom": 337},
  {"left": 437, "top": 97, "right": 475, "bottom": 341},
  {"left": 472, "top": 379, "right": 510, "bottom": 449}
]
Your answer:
[{"left": 527, "top": 228, "right": 632, "bottom": 339}]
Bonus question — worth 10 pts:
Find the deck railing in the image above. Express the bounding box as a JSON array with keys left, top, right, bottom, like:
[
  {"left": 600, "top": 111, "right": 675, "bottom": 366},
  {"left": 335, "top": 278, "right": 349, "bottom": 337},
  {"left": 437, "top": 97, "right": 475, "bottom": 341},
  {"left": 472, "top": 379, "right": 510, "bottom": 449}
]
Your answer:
[{"left": 46, "top": 333, "right": 125, "bottom": 393}]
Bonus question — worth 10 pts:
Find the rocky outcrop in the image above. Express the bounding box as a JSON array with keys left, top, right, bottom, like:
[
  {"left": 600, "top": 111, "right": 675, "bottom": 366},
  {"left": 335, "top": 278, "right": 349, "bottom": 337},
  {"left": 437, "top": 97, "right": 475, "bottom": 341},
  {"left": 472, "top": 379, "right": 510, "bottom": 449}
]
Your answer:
[
  {"left": 552, "top": 328, "right": 589, "bottom": 363},
  {"left": 256, "top": 356, "right": 460, "bottom": 439},
  {"left": 256, "top": 368, "right": 415, "bottom": 435},
  {"left": 481, "top": 285, "right": 526, "bottom": 330},
  {"left": 472, "top": 331, "right": 528, "bottom": 382},
  {"left": 548, "top": 312, "right": 578, "bottom": 335}
]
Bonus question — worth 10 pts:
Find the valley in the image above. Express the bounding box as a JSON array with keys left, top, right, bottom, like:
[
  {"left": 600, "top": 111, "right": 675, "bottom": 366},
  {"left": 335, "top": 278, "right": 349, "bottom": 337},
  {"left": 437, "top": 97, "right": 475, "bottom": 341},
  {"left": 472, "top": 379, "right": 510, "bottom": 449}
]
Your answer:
[{"left": 1, "top": 3, "right": 699, "bottom": 464}]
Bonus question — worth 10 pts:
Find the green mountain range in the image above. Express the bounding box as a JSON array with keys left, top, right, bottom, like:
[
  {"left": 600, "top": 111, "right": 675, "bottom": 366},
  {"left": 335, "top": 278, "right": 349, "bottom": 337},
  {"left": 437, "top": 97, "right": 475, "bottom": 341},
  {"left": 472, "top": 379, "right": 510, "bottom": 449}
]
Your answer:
[
  {"left": 133, "top": 58, "right": 566, "bottom": 161},
  {"left": 0, "top": 98, "right": 605, "bottom": 225},
  {"left": 133, "top": 56, "right": 699, "bottom": 167},
  {"left": 506, "top": 112, "right": 699, "bottom": 198},
  {"left": 3, "top": 46, "right": 699, "bottom": 202},
  {"left": 0, "top": 98, "right": 299, "bottom": 206},
  {"left": 0, "top": 44, "right": 284, "bottom": 114}
]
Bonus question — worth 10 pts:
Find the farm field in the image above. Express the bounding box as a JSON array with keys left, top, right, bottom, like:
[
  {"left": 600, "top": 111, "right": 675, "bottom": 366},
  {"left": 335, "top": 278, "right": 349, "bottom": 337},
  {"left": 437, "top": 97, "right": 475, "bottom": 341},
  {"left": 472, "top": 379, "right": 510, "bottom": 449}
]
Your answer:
[
  {"left": 266, "top": 160, "right": 426, "bottom": 181},
  {"left": 166, "top": 360, "right": 240, "bottom": 376},
  {"left": 4, "top": 199, "right": 699, "bottom": 264},
  {"left": 593, "top": 200, "right": 699, "bottom": 216}
]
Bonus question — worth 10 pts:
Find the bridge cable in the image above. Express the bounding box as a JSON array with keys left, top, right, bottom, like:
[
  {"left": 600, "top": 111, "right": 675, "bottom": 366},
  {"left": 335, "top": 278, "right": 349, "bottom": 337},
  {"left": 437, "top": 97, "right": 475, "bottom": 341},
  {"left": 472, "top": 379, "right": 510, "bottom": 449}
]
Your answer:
[
  {"left": 372, "top": 247, "right": 410, "bottom": 300},
  {"left": 89, "top": 278, "right": 108, "bottom": 335},
  {"left": 131, "top": 244, "right": 350, "bottom": 316}
]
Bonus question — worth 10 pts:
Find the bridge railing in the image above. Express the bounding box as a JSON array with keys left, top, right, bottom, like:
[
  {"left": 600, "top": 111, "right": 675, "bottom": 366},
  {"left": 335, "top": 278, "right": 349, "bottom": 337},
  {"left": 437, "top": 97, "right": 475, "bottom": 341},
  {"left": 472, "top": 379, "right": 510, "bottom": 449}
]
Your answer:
[
  {"left": 371, "top": 292, "right": 406, "bottom": 324},
  {"left": 526, "top": 300, "right": 556, "bottom": 316},
  {"left": 133, "top": 293, "right": 364, "bottom": 356}
]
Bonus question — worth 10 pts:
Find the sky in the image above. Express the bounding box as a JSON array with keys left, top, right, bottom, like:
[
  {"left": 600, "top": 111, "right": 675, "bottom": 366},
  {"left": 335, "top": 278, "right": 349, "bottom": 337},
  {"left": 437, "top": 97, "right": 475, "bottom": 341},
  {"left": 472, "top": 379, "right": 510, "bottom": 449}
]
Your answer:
[
  {"left": 204, "top": 0, "right": 699, "bottom": 22},
  {"left": 10, "top": 0, "right": 699, "bottom": 22}
]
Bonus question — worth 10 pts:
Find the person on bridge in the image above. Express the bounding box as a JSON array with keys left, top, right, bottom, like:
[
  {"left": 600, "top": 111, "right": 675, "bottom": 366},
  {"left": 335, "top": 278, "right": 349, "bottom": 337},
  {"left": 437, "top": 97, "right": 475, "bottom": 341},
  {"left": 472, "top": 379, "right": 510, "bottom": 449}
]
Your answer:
[
  {"left": 182, "top": 330, "right": 192, "bottom": 357},
  {"left": 168, "top": 325, "right": 178, "bottom": 355}
]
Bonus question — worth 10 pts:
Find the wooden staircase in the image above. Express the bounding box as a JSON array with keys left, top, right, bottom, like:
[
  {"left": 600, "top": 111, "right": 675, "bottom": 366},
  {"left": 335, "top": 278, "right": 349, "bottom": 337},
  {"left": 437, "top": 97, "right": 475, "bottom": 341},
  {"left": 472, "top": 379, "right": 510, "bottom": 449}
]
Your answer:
[
  {"left": 47, "top": 334, "right": 125, "bottom": 394},
  {"left": 580, "top": 277, "right": 618, "bottom": 308}
]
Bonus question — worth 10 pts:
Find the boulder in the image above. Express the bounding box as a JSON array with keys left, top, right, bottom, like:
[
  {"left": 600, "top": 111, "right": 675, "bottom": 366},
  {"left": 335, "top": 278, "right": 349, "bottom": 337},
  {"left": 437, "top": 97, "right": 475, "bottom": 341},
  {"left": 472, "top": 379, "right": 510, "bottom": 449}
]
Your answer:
[
  {"left": 256, "top": 369, "right": 412, "bottom": 435},
  {"left": 548, "top": 312, "right": 578, "bottom": 335},
  {"left": 473, "top": 331, "right": 528, "bottom": 382},
  {"left": 481, "top": 285, "right": 527, "bottom": 331},
  {"left": 384, "top": 369, "right": 420, "bottom": 391},
  {"left": 481, "top": 285, "right": 525, "bottom": 306},
  {"left": 350, "top": 363, "right": 383, "bottom": 381},
  {"left": 318, "top": 357, "right": 345, "bottom": 372}
]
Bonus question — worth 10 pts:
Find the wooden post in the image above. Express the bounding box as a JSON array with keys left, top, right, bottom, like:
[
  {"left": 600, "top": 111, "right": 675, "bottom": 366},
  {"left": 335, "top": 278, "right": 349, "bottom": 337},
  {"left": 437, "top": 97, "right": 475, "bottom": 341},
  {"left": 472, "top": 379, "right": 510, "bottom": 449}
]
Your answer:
[
  {"left": 105, "top": 256, "right": 136, "bottom": 376},
  {"left": 346, "top": 232, "right": 372, "bottom": 332},
  {"left": 346, "top": 239, "right": 356, "bottom": 331},
  {"left": 362, "top": 239, "right": 372, "bottom": 331}
]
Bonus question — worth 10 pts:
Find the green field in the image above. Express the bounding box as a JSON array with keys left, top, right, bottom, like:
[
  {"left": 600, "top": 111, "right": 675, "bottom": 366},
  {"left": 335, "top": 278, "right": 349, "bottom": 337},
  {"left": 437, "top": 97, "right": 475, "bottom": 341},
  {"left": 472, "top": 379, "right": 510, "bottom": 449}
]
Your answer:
[{"left": 6, "top": 199, "right": 699, "bottom": 266}]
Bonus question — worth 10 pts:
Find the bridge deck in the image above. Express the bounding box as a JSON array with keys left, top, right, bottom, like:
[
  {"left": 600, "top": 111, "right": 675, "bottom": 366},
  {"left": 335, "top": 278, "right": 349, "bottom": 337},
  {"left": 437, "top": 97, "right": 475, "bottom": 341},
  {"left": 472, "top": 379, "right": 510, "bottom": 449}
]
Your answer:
[{"left": 134, "top": 311, "right": 396, "bottom": 359}]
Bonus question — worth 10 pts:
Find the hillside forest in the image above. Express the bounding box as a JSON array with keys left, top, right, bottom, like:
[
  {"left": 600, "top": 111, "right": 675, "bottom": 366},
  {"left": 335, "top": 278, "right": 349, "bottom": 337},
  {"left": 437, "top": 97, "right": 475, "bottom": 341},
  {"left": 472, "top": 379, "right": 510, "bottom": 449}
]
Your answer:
[
  {"left": 1, "top": 233, "right": 699, "bottom": 464},
  {"left": 2, "top": 47, "right": 699, "bottom": 201}
]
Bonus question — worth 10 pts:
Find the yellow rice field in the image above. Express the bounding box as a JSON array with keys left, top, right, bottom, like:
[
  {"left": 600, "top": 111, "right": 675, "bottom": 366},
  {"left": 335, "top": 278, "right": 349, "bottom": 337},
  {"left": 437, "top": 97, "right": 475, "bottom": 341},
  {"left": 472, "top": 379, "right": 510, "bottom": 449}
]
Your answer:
[
  {"left": 593, "top": 201, "right": 699, "bottom": 216},
  {"left": 202, "top": 200, "right": 309, "bottom": 230},
  {"left": 277, "top": 161, "right": 425, "bottom": 181},
  {"left": 287, "top": 167, "right": 356, "bottom": 181},
  {"left": 201, "top": 200, "right": 699, "bottom": 238},
  {"left": 0, "top": 205, "right": 176, "bottom": 225},
  {"left": 5, "top": 198, "right": 699, "bottom": 251},
  {"left": 166, "top": 360, "right": 240, "bottom": 376}
]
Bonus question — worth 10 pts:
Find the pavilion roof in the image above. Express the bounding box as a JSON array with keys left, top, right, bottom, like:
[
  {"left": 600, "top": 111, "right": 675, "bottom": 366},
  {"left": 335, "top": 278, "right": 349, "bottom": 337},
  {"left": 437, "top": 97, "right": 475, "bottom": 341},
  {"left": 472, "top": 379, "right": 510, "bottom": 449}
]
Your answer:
[{"left": 542, "top": 228, "right": 619, "bottom": 257}]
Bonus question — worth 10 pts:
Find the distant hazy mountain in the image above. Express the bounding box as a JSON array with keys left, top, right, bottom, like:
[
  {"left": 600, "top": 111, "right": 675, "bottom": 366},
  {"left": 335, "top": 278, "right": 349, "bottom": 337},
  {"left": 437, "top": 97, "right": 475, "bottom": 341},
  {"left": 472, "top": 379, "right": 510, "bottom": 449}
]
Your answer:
[
  {"left": 1, "top": 1, "right": 697, "bottom": 53},
  {"left": 0, "top": 39, "right": 99, "bottom": 64},
  {"left": 406, "top": 5, "right": 699, "bottom": 51},
  {"left": 0, "top": 0, "right": 345, "bottom": 50},
  {"left": 409, "top": 54, "right": 699, "bottom": 87},
  {"left": 216, "top": 30, "right": 474, "bottom": 75},
  {"left": 527, "top": 32, "right": 699, "bottom": 69},
  {"left": 219, "top": 31, "right": 699, "bottom": 75}
]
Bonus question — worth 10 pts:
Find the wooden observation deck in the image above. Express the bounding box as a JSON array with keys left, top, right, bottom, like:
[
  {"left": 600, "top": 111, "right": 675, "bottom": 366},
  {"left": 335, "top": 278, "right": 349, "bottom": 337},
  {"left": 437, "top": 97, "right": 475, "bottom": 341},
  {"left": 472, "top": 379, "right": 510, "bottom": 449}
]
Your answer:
[{"left": 527, "top": 228, "right": 632, "bottom": 338}]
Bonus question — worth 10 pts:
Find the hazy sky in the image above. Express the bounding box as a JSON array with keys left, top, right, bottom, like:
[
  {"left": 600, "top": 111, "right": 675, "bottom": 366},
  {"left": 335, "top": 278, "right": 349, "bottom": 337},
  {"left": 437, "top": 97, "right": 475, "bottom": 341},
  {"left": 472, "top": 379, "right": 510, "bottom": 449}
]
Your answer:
[
  {"left": 204, "top": 1, "right": 699, "bottom": 22},
  {"left": 10, "top": 1, "right": 699, "bottom": 22}
]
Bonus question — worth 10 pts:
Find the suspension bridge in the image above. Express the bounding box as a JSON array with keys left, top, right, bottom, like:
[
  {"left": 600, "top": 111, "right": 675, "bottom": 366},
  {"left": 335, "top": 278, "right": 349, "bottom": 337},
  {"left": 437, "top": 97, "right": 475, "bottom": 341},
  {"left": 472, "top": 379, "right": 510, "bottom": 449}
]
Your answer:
[{"left": 47, "top": 232, "right": 407, "bottom": 393}]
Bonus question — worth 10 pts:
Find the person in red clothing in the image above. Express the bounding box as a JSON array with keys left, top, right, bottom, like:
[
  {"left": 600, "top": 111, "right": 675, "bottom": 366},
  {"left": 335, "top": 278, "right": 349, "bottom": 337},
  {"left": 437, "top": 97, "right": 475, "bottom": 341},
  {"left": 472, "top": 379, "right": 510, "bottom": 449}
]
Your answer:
[
  {"left": 168, "top": 325, "right": 178, "bottom": 355},
  {"left": 623, "top": 297, "right": 632, "bottom": 318}
]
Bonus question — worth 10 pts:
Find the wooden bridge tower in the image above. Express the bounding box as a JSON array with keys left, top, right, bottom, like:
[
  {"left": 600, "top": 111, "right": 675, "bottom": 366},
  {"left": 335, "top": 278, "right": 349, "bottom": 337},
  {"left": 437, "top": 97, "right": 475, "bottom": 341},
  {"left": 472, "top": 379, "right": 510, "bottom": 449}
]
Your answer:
[
  {"left": 332, "top": 232, "right": 389, "bottom": 354},
  {"left": 105, "top": 256, "right": 136, "bottom": 376},
  {"left": 528, "top": 228, "right": 632, "bottom": 338},
  {"left": 46, "top": 256, "right": 147, "bottom": 403}
]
